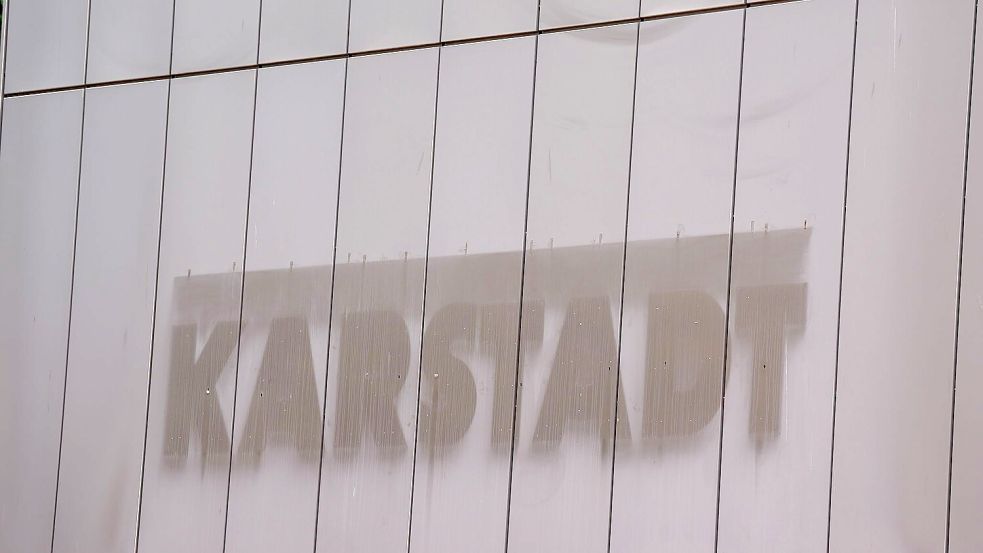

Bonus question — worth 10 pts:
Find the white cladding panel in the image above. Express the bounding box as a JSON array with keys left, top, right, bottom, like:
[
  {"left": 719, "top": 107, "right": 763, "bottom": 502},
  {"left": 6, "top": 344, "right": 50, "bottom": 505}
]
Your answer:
[
  {"left": 0, "top": 90, "right": 83, "bottom": 553},
  {"left": 223, "top": 60, "right": 346, "bottom": 553},
  {"left": 52, "top": 80, "right": 168, "bottom": 553},
  {"left": 506, "top": 24, "right": 636, "bottom": 553},
  {"left": 407, "top": 36, "right": 535, "bottom": 553},
  {"left": 829, "top": 1, "right": 975, "bottom": 552},
  {"left": 314, "top": 48, "right": 438, "bottom": 553},
  {"left": 259, "top": 0, "right": 349, "bottom": 63},
  {"left": 718, "top": 1, "right": 853, "bottom": 551},
  {"left": 171, "top": 0, "right": 261, "bottom": 73},
  {"left": 2, "top": 0, "right": 87, "bottom": 93},
  {"left": 86, "top": 0, "right": 173, "bottom": 82}
]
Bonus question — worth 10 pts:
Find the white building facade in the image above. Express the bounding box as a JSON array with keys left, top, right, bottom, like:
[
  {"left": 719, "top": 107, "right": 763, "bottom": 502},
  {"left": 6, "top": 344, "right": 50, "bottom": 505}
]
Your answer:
[{"left": 0, "top": 1, "right": 981, "bottom": 552}]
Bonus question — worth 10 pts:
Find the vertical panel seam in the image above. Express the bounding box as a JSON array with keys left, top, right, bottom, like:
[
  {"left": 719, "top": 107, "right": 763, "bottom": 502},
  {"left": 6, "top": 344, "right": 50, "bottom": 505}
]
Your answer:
[
  {"left": 255, "top": 0, "right": 264, "bottom": 63},
  {"left": 406, "top": 4, "right": 445, "bottom": 549},
  {"left": 344, "top": 0, "right": 352, "bottom": 54},
  {"left": 48, "top": 89, "right": 85, "bottom": 553},
  {"left": 134, "top": 78, "right": 172, "bottom": 553},
  {"left": 49, "top": 0, "right": 93, "bottom": 545},
  {"left": 605, "top": 13, "right": 641, "bottom": 553},
  {"left": 135, "top": 0, "right": 179, "bottom": 548},
  {"left": 81, "top": 0, "right": 92, "bottom": 84},
  {"left": 255, "top": 0, "right": 264, "bottom": 64},
  {"left": 219, "top": 67, "right": 261, "bottom": 553},
  {"left": 712, "top": 7, "right": 747, "bottom": 553},
  {"left": 825, "top": 1, "right": 862, "bottom": 551},
  {"left": 310, "top": 57, "right": 350, "bottom": 553},
  {"left": 944, "top": 2, "right": 980, "bottom": 552},
  {"left": 0, "top": 0, "right": 11, "bottom": 110},
  {"left": 219, "top": 0, "right": 265, "bottom": 548},
  {"left": 168, "top": 0, "right": 177, "bottom": 73},
  {"left": 503, "top": 3, "right": 541, "bottom": 549},
  {"left": 311, "top": 0, "right": 353, "bottom": 549}
]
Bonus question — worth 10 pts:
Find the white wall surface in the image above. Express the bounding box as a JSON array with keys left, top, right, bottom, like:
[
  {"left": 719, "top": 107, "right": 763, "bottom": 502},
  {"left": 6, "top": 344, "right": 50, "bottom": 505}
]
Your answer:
[{"left": 2, "top": 1, "right": 983, "bottom": 552}]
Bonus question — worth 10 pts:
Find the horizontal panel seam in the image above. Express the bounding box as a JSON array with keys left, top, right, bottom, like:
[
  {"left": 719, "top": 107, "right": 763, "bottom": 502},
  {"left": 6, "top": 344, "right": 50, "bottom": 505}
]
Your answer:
[{"left": 1, "top": 0, "right": 804, "bottom": 99}]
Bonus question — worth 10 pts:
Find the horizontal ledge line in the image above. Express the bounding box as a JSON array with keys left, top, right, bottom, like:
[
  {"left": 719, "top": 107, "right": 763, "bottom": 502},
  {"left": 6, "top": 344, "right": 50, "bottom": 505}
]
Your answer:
[{"left": 2, "top": 0, "right": 803, "bottom": 99}]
